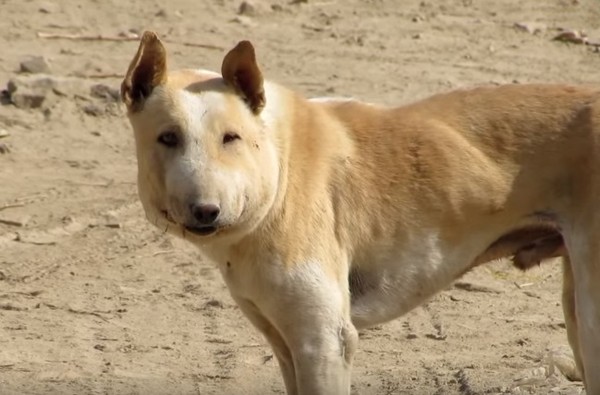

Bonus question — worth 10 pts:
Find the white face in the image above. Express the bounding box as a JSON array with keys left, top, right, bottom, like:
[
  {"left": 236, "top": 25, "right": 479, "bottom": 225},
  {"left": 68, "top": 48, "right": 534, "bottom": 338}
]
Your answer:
[{"left": 128, "top": 74, "right": 280, "bottom": 245}]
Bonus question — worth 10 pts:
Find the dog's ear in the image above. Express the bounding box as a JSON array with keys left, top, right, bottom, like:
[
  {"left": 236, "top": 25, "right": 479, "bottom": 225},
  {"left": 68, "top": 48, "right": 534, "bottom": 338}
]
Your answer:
[
  {"left": 121, "top": 31, "right": 167, "bottom": 112},
  {"left": 221, "top": 41, "right": 265, "bottom": 114}
]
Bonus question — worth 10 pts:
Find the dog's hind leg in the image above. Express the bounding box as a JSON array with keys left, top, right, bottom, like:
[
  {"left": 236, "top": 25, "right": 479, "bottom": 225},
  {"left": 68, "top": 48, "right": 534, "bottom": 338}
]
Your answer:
[
  {"left": 561, "top": 256, "right": 584, "bottom": 382},
  {"left": 564, "top": 230, "right": 600, "bottom": 393}
]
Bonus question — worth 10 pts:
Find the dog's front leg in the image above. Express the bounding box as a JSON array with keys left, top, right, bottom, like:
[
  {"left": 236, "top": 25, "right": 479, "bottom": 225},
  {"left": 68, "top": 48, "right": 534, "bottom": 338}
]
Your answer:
[
  {"left": 223, "top": 260, "right": 358, "bottom": 395},
  {"left": 285, "top": 311, "right": 357, "bottom": 395},
  {"left": 233, "top": 296, "right": 298, "bottom": 395}
]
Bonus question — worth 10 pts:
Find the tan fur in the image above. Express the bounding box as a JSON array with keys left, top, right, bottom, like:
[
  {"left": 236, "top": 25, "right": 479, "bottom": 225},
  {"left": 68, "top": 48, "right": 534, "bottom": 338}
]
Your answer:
[{"left": 122, "top": 32, "right": 600, "bottom": 394}]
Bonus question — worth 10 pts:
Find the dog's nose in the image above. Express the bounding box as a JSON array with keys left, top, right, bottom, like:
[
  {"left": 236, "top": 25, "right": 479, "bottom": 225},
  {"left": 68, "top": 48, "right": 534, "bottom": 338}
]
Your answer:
[{"left": 191, "top": 203, "right": 220, "bottom": 225}]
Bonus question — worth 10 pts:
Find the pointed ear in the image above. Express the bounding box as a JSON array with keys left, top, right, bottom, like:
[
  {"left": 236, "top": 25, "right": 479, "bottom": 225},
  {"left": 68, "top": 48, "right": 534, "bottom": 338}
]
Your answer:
[
  {"left": 221, "top": 41, "right": 265, "bottom": 114},
  {"left": 121, "top": 31, "right": 167, "bottom": 112}
]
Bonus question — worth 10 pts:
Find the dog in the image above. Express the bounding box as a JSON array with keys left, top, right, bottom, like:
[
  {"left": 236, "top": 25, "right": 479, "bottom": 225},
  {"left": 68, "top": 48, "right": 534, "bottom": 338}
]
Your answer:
[{"left": 121, "top": 31, "right": 600, "bottom": 394}]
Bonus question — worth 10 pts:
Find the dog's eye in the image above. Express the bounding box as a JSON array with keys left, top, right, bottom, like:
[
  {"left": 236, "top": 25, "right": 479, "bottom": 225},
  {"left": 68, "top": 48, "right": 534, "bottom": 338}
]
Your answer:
[
  {"left": 157, "top": 131, "right": 180, "bottom": 148},
  {"left": 223, "top": 132, "right": 241, "bottom": 145}
]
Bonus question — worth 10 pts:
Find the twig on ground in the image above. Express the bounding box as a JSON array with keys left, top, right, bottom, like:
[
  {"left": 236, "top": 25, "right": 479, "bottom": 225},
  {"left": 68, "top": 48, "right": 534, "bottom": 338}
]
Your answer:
[
  {"left": 514, "top": 282, "right": 534, "bottom": 289},
  {"left": 17, "top": 263, "right": 61, "bottom": 282},
  {"left": 15, "top": 237, "right": 56, "bottom": 246},
  {"left": 66, "top": 307, "right": 110, "bottom": 322},
  {"left": 454, "top": 281, "right": 503, "bottom": 294},
  {"left": 42, "top": 303, "right": 111, "bottom": 322},
  {"left": 0, "top": 203, "right": 26, "bottom": 212},
  {"left": 66, "top": 180, "right": 114, "bottom": 188},
  {"left": 0, "top": 217, "right": 28, "bottom": 227},
  {"left": 69, "top": 73, "right": 123, "bottom": 79},
  {"left": 36, "top": 32, "right": 224, "bottom": 51},
  {"left": 0, "top": 290, "right": 43, "bottom": 298},
  {"left": 0, "top": 303, "right": 28, "bottom": 311}
]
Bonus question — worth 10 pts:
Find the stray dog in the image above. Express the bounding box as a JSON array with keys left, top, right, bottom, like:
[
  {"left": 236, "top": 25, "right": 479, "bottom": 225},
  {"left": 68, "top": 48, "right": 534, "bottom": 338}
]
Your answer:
[{"left": 122, "top": 31, "right": 600, "bottom": 394}]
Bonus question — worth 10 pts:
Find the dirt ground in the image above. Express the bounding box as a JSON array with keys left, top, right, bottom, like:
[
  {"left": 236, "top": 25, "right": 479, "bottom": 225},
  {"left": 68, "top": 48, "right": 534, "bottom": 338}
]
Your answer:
[{"left": 1, "top": 0, "right": 600, "bottom": 394}]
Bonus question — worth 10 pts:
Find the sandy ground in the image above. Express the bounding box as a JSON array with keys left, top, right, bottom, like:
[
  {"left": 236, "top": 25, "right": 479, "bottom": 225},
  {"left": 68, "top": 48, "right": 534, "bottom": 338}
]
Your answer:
[{"left": 1, "top": 0, "right": 600, "bottom": 394}]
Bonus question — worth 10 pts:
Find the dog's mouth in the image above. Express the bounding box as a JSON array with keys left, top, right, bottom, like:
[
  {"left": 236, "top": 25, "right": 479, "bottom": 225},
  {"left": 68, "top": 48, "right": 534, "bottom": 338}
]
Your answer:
[
  {"left": 184, "top": 225, "right": 218, "bottom": 236},
  {"left": 160, "top": 210, "right": 219, "bottom": 237},
  {"left": 161, "top": 210, "right": 176, "bottom": 224}
]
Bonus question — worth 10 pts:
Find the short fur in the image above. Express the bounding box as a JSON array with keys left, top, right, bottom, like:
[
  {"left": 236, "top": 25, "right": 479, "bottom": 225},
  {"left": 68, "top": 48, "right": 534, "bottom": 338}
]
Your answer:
[{"left": 122, "top": 31, "right": 600, "bottom": 395}]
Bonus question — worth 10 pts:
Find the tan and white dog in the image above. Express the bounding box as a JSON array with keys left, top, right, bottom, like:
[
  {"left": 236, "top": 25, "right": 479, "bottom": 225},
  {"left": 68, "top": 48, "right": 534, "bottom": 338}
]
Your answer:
[{"left": 121, "top": 31, "right": 600, "bottom": 394}]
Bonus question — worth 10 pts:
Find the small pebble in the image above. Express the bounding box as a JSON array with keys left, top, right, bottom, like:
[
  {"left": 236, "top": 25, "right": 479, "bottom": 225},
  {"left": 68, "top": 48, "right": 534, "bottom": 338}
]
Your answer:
[
  {"left": 90, "top": 84, "right": 120, "bottom": 102},
  {"left": 83, "top": 103, "right": 103, "bottom": 116},
  {"left": 238, "top": 1, "right": 258, "bottom": 16},
  {"left": 19, "top": 56, "right": 51, "bottom": 74}
]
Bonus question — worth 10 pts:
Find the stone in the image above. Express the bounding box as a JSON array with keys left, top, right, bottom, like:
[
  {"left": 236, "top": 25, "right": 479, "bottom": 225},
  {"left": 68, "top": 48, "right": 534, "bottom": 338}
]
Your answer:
[
  {"left": 553, "top": 29, "right": 587, "bottom": 44},
  {"left": 19, "top": 56, "right": 51, "bottom": 74},
  {"left": 4, "top": 75, "right": 94, "bottom": 108},
  {"left": 10, "top": 90, "right": 46, "bottom": 109},
  {"left": 5, "top": 77, "right": 50, "bottom": 108},
  {"left": 83, "top": 103, "right": 103, "bottom": 116},
  {"left": 238, "top": 1, "right": 258, "bottom": 16},
  {"left": 514, "top": 22, "right": 547, "bottom": 35},
  {"left": 90, "top": 84, "right": 120, "bottom": 102},
  {"left": 38, "top": 2, "right": 59, "bottom": 13}
]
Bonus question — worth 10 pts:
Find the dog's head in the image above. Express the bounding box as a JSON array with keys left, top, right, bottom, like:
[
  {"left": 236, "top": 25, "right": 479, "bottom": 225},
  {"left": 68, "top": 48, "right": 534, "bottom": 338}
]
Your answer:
[{"left": 121, "top": 32, "right": 281, "bottom": 244}]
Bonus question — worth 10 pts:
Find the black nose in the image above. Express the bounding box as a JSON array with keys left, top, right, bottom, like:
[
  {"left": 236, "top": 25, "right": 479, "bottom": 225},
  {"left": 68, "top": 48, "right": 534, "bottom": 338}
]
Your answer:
[{"left": 191, "top": 203, "right": 220, "bottom": 225}]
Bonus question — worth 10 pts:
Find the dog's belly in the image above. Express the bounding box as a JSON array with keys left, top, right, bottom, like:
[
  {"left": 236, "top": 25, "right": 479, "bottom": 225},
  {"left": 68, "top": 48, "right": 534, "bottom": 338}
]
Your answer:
[
  {"left": 349, "top": 268, "right": 440, "bottom": 330},
  {"left": 348, "top": 222, "right": 566, "bottom": 329},
  {"left": 348, "top": 231, "right": 476, "bottom": 330}
]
